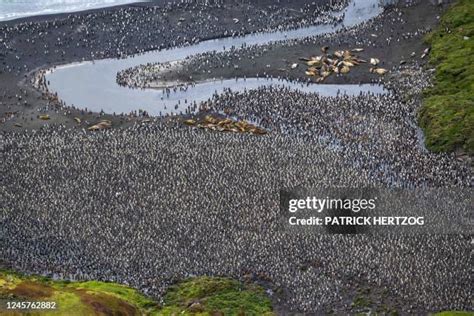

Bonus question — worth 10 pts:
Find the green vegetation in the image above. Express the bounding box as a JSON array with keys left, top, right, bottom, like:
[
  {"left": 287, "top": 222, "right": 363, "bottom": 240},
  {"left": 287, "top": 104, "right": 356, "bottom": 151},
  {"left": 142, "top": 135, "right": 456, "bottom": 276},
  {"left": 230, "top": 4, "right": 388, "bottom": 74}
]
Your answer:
[
  {"left": 0, "top": 269, "right": 160, "bottom": 315},
  {"left": 161, "top": 276, "right": 274, "bottom": 315},
  {"left": 2, "top": 269, "right": 472, "bottom": 315},
  {"left": 351, "top": 287, "right": 372, "bottom": 310},
  {"left": 418, "top": 0, "right": 474, "bottom": 155},
  {"left": 351, "top": 294, "right": 372, "bottom": 308},
  {"left": 0, "top": 271, "right": 274, "bottom": 315}
]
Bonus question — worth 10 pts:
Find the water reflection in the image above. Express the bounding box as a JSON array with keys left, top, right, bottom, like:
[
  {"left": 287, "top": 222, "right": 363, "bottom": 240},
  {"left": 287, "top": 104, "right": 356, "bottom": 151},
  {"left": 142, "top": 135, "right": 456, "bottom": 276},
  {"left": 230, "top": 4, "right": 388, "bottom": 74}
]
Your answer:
[{"left": 45, "top": 0, "right": 386, "bottom": 116}]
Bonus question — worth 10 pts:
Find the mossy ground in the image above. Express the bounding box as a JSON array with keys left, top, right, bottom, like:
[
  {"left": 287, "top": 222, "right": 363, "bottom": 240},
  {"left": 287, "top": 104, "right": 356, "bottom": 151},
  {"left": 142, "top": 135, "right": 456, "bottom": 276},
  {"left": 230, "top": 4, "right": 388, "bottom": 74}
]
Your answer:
[
  {"left": 160, "top": 276, "right": 274, "bottom": 315},
  {"left": 418, "top": 0, "right": 474, "bottom": 155},
  {"left": 0, "top": 269, "right": 160, "bottom": 315},
  {"left": 1, "top": 270, "right": 472, "bottom": 315},
  {"left": 0, "top": 271, "right": 274, "bottom": 315}
]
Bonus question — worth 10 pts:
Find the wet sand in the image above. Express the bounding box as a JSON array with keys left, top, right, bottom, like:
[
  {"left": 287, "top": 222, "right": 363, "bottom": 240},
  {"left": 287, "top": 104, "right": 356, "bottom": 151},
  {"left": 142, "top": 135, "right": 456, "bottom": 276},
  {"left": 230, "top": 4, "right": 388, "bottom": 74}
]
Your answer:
[
  {"left": 0, "top": 0, "right": 345, "bottom": 132},
  {"left": 153, "top": 1, "right": 443, "bottom": 87}
]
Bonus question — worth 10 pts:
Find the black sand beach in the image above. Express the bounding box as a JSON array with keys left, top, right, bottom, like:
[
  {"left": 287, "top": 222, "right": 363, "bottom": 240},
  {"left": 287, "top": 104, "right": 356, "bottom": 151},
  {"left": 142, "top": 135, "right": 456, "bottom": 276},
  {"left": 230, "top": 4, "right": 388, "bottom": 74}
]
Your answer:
[
  {"left": 150, "top": 2, "right": 440, "bottom": 86},
  {"left": 1, "top": 0, "right": 344, "bottom": 132}
]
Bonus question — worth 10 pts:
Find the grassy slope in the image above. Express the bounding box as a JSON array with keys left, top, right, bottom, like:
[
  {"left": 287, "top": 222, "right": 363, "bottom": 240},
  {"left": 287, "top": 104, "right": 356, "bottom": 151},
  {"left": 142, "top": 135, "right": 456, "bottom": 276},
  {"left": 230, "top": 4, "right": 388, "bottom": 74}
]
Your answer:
[
  {"left": 160, "top": 276, "right": 273, "bottom": 315},
  {"left": 0, "top": 271, "right": 274, "bottom": 315},
  {"left": 0, "top": 270, "right": 160, "bottom": 315},
  {"left": 418, "top": 0, "right": 474, "bottom": 155},
  {"left": 1, "top": 270, "right": 473, "bottom": 315}
]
